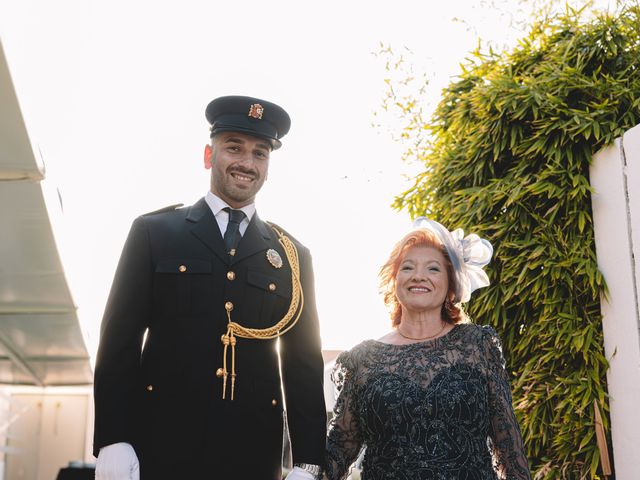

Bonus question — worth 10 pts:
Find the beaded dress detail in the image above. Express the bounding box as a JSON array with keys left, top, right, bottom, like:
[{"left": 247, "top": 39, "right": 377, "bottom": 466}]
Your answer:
[{"left": 325, "top": 323, "right": 531, "bottom": 480}]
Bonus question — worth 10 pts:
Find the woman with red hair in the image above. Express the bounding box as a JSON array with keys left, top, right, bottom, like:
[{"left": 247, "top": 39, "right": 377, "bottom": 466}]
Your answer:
[{"left": 324, "top": 218, "right": 530, "bottom": 480}]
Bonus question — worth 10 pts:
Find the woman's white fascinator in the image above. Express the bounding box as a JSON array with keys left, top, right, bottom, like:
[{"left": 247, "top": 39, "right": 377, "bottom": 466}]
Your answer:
[{"left": 412, "top": 217, "right": 493, "bottom": 303}]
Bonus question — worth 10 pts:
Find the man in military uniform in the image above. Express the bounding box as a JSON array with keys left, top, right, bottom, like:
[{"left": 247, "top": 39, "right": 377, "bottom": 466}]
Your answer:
[{"left": 93, "top": 96, "right": 326, "bottom": 480}]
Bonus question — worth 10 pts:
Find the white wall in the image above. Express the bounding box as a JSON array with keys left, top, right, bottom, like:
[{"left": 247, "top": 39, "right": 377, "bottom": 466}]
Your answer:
[
  {"left": 0, "top": 386, "right": 94, "bottom": 480},
  {"left": 590, "top": 123, "right": 640, "bottom": 479}
]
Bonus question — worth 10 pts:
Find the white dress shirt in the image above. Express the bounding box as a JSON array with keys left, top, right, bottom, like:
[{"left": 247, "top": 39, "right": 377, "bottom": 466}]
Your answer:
[{"left": 205, "top": 191, "right": 255, "bottom": 238}]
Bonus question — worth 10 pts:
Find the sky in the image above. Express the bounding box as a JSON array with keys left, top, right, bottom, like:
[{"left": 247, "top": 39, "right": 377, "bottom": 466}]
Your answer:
[{"left": 0, "top": 0, "right": 615, "bottom": 357}]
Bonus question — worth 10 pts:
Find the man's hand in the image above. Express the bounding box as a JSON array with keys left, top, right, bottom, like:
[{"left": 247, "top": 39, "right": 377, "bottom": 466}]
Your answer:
[
  {"left": 95, "top": 442, "right": 140, "bottom": 480},
  {"left": 286, "top": 466, "right": 317, "bottom": 480}
]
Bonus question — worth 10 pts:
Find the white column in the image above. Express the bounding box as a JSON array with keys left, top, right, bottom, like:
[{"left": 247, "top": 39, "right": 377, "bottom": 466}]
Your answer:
[{"left": 590, "top": 123, "right": 640, "bottom": 479}]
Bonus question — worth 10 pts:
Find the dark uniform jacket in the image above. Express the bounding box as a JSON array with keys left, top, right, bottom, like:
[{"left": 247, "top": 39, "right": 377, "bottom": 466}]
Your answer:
[{"left": 93, "top": 198, "right": 327, "bottom": 479}]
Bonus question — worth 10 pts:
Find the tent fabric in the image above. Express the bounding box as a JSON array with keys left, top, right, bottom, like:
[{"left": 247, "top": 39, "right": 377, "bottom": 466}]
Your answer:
[{"left": 0, "top": 40, "right": 92, "bottom": 386}]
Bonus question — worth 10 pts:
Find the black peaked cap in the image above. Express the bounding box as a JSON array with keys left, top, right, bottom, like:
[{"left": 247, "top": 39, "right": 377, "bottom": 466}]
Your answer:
[{"left": 205, "top": 95, "right": 291, "bottom": 150}]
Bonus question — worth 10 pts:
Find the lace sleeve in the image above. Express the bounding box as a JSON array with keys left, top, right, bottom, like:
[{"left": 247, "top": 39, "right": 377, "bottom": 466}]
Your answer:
[
  {"left": 325, "top": 350, "right": 364, "bottom": 480},
  {"left": 481, "top": 326, "right": 532, "bottom": 480}
]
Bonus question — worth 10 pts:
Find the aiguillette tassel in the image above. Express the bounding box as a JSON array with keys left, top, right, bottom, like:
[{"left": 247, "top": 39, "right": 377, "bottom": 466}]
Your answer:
[
  {"left": 221, "top": 332, "right": 230, "bottom": 399},
  {"left": 230, "top": 333, "right": 237, "bottom": 400}
]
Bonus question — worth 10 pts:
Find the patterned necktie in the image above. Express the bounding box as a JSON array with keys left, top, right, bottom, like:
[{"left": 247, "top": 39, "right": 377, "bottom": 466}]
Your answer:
[{"left": 223, "top": 208, "right": 246, "bottom": 256}]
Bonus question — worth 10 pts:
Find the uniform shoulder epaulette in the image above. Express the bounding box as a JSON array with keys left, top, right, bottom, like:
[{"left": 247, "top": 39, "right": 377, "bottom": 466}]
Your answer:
[
  {"left": 266, "top": 221, "right": 301, "bottom": 244},
  {"left": 143, "top": 203, "right": 184, "bottom": 216}
]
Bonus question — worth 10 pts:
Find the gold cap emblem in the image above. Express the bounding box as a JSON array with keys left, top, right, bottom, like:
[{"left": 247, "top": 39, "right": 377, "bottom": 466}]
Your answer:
[
  {"left": 248, "top": 103, "right": 264, "bottom": 119},
  {"left": 266, "top": 249, "right": 283, "bottom": 268}
]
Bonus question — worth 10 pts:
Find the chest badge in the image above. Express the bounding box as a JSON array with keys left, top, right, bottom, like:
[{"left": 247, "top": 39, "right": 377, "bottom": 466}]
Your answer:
[{"left": 266, "top": 248, "right": 283, "bottom": 268}]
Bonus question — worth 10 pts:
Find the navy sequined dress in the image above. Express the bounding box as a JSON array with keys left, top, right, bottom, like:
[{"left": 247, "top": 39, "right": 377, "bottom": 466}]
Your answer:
[{"left": 325, "top": 323, "right": 531, "bottom": 480}]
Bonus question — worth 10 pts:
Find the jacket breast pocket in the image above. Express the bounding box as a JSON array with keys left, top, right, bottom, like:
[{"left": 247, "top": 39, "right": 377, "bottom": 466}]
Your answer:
[
  {"left": 153, "top": 259, "right": 212, "bottom": 317},
  {"left": 242, "top": 268, "right": 293, "bottom": 327}
]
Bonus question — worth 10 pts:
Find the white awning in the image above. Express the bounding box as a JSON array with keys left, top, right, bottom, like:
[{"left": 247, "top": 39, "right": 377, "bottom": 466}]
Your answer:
[{"left": 0, "top": 40, "right": 92, "bottom": 386}]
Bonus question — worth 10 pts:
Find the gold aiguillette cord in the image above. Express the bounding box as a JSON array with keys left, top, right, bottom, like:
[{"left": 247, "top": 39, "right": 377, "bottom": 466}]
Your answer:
[
  {"left": 220, "top": 303, "right": 237, "bottom": 400},
  {"left": 217, "top": 225, "right": 304, "bottom": 401}
]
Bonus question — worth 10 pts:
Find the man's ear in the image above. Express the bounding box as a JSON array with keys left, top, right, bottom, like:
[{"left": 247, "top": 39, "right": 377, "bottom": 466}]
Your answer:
[{"left": 204, "top": 144, "right": 213, "bottom": 169}]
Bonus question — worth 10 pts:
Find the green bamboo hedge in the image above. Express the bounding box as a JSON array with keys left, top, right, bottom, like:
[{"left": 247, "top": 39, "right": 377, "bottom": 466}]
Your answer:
[{"left": 392, "top": 5, "right": 640, "bottom": 479}]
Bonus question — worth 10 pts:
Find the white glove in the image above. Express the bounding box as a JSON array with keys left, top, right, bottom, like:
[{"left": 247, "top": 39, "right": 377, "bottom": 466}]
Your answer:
[
  {"left": 96, "top": 442, "right": 140, "bottom": 480},
  {"left": 286, "top": 466, "right": 317, "bottom": 480}
]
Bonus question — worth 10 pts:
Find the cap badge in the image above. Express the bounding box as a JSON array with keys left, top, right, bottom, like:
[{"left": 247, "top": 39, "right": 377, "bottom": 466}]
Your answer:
[
  {"left": 248, "top": 103, "right": 264, "bottom": 120},
  {"left": 266, "top": 249, "right": 283, "bottom": 268}
]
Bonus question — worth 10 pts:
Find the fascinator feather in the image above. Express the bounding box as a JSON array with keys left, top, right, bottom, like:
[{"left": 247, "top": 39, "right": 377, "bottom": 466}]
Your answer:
[{"left": 413, "top": 217, "right": 493, "bottom": 303}]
